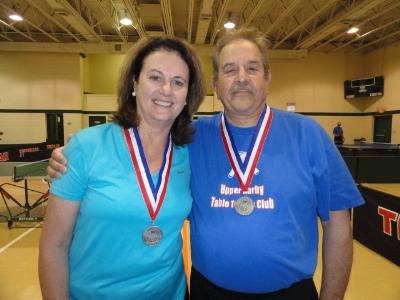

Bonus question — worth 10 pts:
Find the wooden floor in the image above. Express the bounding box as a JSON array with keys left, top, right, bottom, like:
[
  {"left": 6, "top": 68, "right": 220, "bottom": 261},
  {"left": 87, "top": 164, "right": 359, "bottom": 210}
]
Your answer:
[{"left": 0, "top": 177, "right": 399, "bottom": 299}]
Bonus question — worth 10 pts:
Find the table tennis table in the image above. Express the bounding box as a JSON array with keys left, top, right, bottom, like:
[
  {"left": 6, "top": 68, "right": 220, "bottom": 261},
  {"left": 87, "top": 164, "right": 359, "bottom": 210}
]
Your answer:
[
  {"left": 0, "top": 159, "right": 50, "bottom": 229},
  {"left": 339, "top": 142, "right": 400, "bottom": 156}
]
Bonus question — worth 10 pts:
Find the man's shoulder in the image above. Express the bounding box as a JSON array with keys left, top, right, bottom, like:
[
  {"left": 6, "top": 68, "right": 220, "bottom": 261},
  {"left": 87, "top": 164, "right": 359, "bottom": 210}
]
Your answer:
[
  {"left": 193, "top": 113, "right": 221, "bottom": 130},
  {"left": 271, "top": 109, "right": 331, "bottom": 148},
  {"left": 272, "top": 109, "right": 319, "bottom": 128}
]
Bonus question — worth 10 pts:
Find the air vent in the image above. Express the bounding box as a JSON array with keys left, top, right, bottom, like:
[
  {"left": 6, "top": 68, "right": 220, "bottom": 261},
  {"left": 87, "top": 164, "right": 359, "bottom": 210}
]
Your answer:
[{"left": 114, "top": 44, "right": 122, "bottom": 51}]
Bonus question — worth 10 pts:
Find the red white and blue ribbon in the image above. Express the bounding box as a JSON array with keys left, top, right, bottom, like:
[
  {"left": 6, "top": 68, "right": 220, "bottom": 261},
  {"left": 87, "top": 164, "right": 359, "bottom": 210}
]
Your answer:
[
  {"left": 220, "top": 105, "right": 273, "bottom": 191},
  {"left": 124, "top": 127, "right": 173, "bottom": 221}
]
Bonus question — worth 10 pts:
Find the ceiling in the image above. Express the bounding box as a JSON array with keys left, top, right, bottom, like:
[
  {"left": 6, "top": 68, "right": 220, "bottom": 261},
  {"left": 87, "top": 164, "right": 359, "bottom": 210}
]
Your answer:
[{"left": 0, "top": 0, "right": 399, "bottom": 54}]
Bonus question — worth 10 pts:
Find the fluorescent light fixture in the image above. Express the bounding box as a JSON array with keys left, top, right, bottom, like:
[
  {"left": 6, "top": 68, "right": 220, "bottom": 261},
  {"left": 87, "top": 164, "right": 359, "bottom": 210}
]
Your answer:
[
  {"left": 347, "top": 26, "right": 359, "bottom": 34},
  {"left": 120, "top": 17, "right": 132, "bottom": 26},
  {"left": 9, "top": 14, "right": 23, "bottom": 21},
  {"left": 224, "top": 20, "right": 235, "bottom": 29}
]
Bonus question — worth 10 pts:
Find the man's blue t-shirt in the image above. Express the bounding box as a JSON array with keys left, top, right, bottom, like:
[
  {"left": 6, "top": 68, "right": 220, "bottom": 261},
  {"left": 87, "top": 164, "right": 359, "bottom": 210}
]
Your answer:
[{"left": 188, "top": 109, "right": 364, "bottom": 293}]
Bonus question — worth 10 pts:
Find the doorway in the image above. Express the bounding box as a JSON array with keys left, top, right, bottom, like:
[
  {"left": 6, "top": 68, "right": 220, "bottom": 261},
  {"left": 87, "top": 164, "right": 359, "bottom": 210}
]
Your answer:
[
  {"left": 89, "top": 116, "right": 107, "bottom": 127},
  {"left": 373, "top": 115, "right": 392, "bottom": 143},
  {"left": 46, "top": 113, "right": 64, "bottom": 145}
]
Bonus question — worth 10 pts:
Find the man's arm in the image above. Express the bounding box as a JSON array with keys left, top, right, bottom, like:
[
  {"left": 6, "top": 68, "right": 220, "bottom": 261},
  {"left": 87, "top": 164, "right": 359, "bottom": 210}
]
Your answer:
[
  {"left": 320, "top": 210, "right": 353, "bottom": 300},
  {"left": 45, "top": 133, "right": 73, "bottom": 183}
]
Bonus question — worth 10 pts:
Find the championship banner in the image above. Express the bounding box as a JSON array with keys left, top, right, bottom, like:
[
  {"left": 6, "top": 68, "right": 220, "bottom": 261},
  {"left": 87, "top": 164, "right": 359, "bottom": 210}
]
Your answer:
[
  {"left": 354, "top": 185, "right": 400, "bottom": 266},
  {"left": 0, "top": 142, "right": 61, "bottom": 162}
]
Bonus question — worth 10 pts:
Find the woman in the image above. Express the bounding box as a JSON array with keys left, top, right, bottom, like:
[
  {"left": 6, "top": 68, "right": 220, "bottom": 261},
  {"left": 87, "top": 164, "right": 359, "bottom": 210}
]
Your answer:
[{"left": 39, "top": 37, "right": 204, "bottom": 299}]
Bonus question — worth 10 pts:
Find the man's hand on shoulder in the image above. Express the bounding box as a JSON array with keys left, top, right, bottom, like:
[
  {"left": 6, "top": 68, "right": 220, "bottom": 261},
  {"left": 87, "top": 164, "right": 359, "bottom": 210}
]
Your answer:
[{"left": 45, "top": 134, "right": 72, "bottom": 183}]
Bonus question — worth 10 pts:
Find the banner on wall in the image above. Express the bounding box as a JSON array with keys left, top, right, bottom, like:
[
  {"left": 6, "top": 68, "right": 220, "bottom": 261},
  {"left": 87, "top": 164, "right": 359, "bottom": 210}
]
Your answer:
[
  {"left": 0, "top": 142, "right": 61, "bottom": 162},
  {"left": 354, "top": 185, "right": 400, "bottom": 266}
]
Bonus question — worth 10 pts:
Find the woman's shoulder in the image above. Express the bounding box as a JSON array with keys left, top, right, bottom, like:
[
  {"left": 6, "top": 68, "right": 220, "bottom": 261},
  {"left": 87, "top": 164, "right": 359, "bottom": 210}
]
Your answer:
[
  {"left": 75, "top": 122, "right": 121, "bottom": 143},
  {"left": 173, "top": 144, "right": 189, "bottom": 156}
]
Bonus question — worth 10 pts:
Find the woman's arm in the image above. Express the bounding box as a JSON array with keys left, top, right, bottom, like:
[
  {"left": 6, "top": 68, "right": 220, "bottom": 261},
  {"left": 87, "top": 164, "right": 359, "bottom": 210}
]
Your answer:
[{"left": 39, "top": 195, "right": 80, "bottom": 300}]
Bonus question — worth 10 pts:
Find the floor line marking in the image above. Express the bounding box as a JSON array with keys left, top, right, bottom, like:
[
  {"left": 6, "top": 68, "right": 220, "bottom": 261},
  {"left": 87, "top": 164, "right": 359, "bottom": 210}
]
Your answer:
[{"left": 0, "top": 223, "right": 41, "bottom": 254}]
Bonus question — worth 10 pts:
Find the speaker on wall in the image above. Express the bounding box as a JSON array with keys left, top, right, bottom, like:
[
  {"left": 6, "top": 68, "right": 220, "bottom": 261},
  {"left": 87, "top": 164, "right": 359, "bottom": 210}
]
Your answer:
[{"left": 344, "top": 76, "right": 384, "bottom": 99}]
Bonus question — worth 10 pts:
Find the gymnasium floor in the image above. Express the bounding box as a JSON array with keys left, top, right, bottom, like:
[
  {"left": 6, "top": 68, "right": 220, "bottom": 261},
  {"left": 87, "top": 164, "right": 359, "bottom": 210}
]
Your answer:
[{"left": 0, "top": 177, "right": 399, "bottom": 300}]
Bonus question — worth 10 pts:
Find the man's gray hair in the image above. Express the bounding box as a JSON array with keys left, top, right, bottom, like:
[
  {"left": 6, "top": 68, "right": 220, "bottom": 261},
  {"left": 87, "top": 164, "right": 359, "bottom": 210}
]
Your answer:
[{"left": 212, "top": 27, "right": 271, "bottom": 79}]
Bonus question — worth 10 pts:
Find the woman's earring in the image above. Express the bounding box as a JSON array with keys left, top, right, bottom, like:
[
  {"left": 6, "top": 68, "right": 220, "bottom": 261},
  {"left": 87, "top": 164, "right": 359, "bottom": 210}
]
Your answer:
[{"left": 132, "top": 90, "right": 136, "bottom": 97}]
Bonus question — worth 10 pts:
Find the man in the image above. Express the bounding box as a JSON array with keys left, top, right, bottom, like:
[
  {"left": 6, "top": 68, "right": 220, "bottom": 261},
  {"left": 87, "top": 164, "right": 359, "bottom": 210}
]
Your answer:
[
  {"left": 333, "top": 122, "right": 345, "bottom": 145},
  {"left": 47, "top": 28, "right": 364, "bottom": 300}
]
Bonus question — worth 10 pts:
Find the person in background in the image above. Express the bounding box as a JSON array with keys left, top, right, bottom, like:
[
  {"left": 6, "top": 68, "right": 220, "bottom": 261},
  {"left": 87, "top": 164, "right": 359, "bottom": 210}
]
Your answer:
[
  {"left": 39, "top": 36, "right": 204, "bottom": 300},
  {"left": 46, "top": 28, "right": 364, "bottom": 300},
  {"left": 333, "top": 121, "right": 345, "bottom": 145}
]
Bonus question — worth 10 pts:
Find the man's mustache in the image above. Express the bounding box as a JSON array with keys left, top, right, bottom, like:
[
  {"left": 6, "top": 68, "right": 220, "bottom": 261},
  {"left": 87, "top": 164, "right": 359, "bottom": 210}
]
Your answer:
[{"left": 230, "top": 82, "right": 253, "bottom": 94}]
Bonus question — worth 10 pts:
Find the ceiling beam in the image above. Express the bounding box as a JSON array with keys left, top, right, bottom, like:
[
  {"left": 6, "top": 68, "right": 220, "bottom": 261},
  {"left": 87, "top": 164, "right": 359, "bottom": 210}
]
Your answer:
[
  {"left": 0, "top": 2, "right": 60, "bottom": 42},
  {"left": 0, "top": 32, "right": 13, "bottom": 41},
  {"left": 264, "top": 0, "right": 303, "bottom": 37},
  {"left": 352, "top": 23, "right": 400, "bottom": 52},
  {"left": 187, "top": 0, "right": 195, "bottom": 41},
  {"left": 95, "top": 0, "right": 126, "bottom": 42},
  {"left": 122, "top": 0, "right": 146, "bottom": 38},
  {"left": 273, "top": 0, "right": 337, "bottom": 49},
  {"left": 354, "top": 27, "right": 400, "bottom": 52},
  {"left": 160, "top": 0, "right": 174, "bottom": 37},
  {"left": 333, "top": 17, "right": 400, "bottom": 51},
  {"left": 295, "top": 0, "right": 386, "bottom": 49},
  {"left": 26, "top": 0, "right": 81, "bottom": 42},
  {"left": 242, "top": 0, "right": 266, "bottom": 27},
  {"left": 195, "top": 0, "right": 214, "bottom": 44},
  {"left": 315, "top": 1, "right": 400, "bottom": 50},
  {"left": 52, "top": 0, "right": 103, "bottom": 42},
  {"left": 210, "top": 0, "right": 232, "bottom": 45},
  {"left": 0, "top": 18, "right": 36, "bottom": 41}
]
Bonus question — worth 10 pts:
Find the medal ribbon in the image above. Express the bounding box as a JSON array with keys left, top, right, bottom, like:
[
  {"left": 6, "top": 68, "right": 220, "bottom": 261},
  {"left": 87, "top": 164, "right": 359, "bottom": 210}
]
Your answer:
[
  {"left": 124, "top": 127, "right": 173, "bottom": 221},
  {"left": 220, "top": 105, "right": 273, "bottom": 191}
]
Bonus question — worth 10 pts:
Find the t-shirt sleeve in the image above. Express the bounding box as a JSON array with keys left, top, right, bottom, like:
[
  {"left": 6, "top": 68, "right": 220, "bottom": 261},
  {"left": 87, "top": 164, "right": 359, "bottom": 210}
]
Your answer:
[
  {"left": 50, "top": 135, "right": 88, "bottom": 201},
  {"left": 312, "top": 127, "right": 364, "bottom": 221}
]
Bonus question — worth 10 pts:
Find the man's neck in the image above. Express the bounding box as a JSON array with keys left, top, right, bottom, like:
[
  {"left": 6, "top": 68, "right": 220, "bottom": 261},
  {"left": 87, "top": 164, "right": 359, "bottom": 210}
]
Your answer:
[{"left": 224, "top": 106, "right": 266, "bottom": 128}]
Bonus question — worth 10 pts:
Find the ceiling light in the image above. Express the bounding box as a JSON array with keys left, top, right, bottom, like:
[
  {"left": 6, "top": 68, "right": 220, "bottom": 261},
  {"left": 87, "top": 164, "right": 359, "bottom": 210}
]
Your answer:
[
  {"left": 224, "top": 12, "right": 236, "bottom": 29},
  {"left": 347, "top": 26, "right": 359, "bottom": 34},
  {"left": 119, "top": 10, "right": 132, "bottom": 26},
  {"left": 120, "top": 17, "right": 132, "bottom": 26},
  {"left": 9, "top": 14, "right": 23, "bottom": 21},
  {"left": 224, "top": 20, "right": 235, "bottom": 29}
]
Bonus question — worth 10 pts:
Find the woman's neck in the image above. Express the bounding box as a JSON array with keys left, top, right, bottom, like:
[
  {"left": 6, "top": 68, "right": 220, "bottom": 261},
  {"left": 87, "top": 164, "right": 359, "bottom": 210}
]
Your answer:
[{"left": 137, "top": 122, "right": 172, "bottom": 175}]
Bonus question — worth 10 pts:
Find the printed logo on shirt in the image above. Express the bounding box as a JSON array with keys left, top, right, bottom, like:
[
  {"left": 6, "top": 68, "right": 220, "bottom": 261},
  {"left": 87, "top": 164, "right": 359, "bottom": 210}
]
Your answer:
[
  {"left": 210, "top": 195, "right": 275, "bottom": 210},
  {"left": 209, "top": 183, "right": 275, "bottom": 211}
]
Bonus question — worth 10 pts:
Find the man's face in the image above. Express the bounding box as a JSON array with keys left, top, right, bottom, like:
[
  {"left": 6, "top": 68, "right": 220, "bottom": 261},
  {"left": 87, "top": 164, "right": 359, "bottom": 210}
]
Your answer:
[
  {"left": 213, "top": 39, "right": 271, "bottom": 123},
  {"left": 338, "top": 122, "right": 341, "bottom": 127}
]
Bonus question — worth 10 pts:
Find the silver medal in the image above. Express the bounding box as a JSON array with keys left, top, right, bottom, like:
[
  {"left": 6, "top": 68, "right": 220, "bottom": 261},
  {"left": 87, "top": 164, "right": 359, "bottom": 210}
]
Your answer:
[
  {"left": 235, "top": 196, "right": 255, "bottom": 216},
  {"left": 143, "top": 225, "right": 163, "bottom": 246}
]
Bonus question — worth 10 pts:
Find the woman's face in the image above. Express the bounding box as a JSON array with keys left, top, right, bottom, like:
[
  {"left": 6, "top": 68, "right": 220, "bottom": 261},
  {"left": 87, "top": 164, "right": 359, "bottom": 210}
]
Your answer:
[{"left": 134, "top": 49, "right": 189, "bottom": 128}]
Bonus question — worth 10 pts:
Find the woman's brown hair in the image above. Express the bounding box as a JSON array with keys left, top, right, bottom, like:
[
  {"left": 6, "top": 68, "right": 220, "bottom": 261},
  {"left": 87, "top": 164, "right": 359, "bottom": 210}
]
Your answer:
[{"left": 113, "top": 37, "right": 205, "bottom": 145}]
